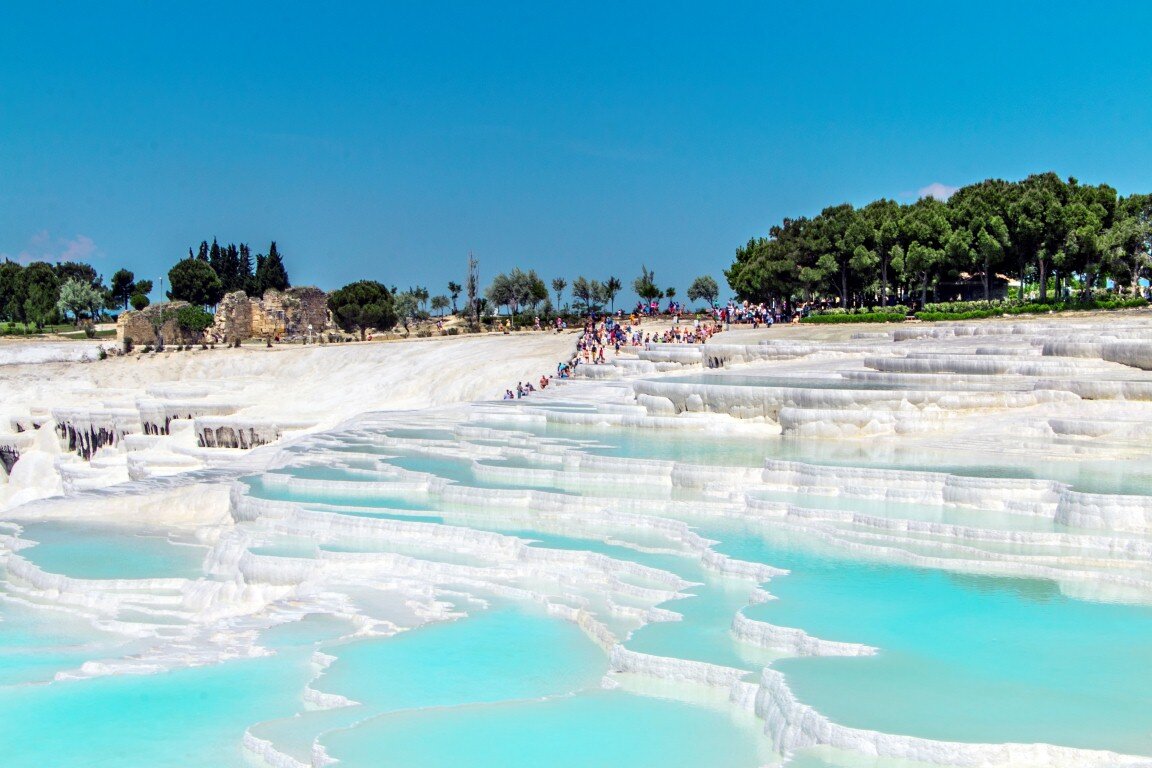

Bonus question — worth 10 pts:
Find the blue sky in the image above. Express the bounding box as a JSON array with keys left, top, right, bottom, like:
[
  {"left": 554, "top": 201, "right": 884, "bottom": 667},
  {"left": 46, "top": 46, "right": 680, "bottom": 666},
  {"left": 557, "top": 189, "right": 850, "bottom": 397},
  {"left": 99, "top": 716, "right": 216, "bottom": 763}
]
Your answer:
[{"left": 3, "top": 2, "right": 1151, "bottom": 306}]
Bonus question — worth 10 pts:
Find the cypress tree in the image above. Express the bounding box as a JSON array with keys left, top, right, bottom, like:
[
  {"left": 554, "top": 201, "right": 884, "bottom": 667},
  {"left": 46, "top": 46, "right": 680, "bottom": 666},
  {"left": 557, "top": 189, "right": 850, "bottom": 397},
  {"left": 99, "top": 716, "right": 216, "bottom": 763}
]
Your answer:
[
  {"left": 238, "top": 244, "right": 253, "bottom": 293},
  {"left": 221, "top": 244, "right": 241, "bottom": 292},
  {"left": 208, "top": 239, "right": 222, "bottom": 277},
  {"left": 257, "top": 241, "right": 290, "bottom": 294}
]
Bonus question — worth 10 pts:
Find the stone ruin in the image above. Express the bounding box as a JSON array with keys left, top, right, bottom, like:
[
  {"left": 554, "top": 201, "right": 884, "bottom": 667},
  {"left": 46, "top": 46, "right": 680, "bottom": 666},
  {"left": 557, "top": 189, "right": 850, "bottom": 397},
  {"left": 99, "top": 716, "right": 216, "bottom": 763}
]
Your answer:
[
  {"left": 116, "top": 287, "right": 333, "bottom": 346},
  {"left": 115, "top": 301, "right": 196, "bottom": 347},
  {"left": 209, "top": 287, "right": 332, "bottom": 343}
]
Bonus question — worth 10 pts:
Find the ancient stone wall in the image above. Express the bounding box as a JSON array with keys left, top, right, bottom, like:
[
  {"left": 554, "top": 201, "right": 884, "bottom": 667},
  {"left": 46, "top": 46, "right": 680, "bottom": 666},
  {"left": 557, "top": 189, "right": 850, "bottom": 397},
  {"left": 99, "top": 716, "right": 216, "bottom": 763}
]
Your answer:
[
  {"left": 116, "top": 301, "right": 194, "bottom": 346},
  {"left": 119, "top": 290, "right": 332, "bottom": 345},
  {"left": 251, "top": 287, "right": 331, "bottom": 339},
  {"left": 210, "top": 291, "right": 253, "bottom": 343}
]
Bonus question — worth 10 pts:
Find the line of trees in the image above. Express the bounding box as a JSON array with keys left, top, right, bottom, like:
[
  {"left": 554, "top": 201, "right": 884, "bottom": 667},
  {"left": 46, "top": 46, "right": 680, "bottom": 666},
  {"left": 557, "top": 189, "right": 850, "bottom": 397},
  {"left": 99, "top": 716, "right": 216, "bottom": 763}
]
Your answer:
[
  {"left": 726, "top": 173, "right": 1152, "bottom": 307},
  {"left": 485, "top": 269, "right": 548, "bottom": 316},
  {"left": 0, "top": 260, "right": 153, "bottom": 329},
  {"left": 169, "top": 239, "right": 290, "bottom": 307},
  {"left": 478, "top": 265, "right": 721, "bottom": 321},
  {"left": 0, "top": 236, "right": 295, "bottom": 332},
  {"left": 327, "top": 282, "right": 452, "bottom": 339}
]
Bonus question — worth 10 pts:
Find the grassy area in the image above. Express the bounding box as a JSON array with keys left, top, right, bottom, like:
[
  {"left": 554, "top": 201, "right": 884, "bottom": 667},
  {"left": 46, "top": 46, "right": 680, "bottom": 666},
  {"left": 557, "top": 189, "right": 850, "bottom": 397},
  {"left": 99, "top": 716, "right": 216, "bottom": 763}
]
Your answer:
[
  {"left": 55, "top": 328, "right": 117, "bottom": 339},
  {"left": 915, "top": 297, "right": 1148, "bottom": 321},
  {"left": 801, "top": 312, "right": 907, "bottom": 324},
  {"left": 1, "top": 323, "right": 73, "bottom": 336},
  {"left": 803, "top": 297, "right": 1149, "bottom": 324},
  {"left": 0, "top": 323, "right": 115, "bottom": 338}
]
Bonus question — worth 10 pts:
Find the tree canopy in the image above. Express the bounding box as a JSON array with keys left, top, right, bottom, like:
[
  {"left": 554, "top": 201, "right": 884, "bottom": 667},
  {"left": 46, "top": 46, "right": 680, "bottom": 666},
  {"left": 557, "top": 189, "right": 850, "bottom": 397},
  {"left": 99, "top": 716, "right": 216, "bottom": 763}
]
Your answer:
[
  {"left": 109, "top": 269, "right": 152, "bottom": 310},
  {"left": 550, "top": 277, "right": 566, "bottom": 311},
  {"left": 633, "top": 265, "right": 662, "bottom": 303},
  {"left": 22, "top": 262, "right": 59, "bottom": 329},
  {"left": 447, "top": 281, "right": 462, "bottom": 313},
  {"left": 56, "top": 278, "right": 105, "bottom": 324},
  {"left": 168, "top": 258, "right": 225, "bottom": 308},
  {"left": 687, "top": 275, "right": 720, "bottom": 307},
  {"left": 726, "top": 173, "right": 1148, "bottom": 307},
  {"left": 328, "top": 280, "right": 396, "bottom": 340},
  {"left": 571, "top": 276, "right": 607, "bottom": 314},
  {"left": 255, "top": 241, "right": 290, "bottom": 294},
  {"left": 393, "top": 290, "right": 422, "bottom": 333},
  {"left": 189, "top": 238, "right": 291, "bottom": 298},
  {"left": 486, "top": 268, "right": 548, "bottom": 316}
]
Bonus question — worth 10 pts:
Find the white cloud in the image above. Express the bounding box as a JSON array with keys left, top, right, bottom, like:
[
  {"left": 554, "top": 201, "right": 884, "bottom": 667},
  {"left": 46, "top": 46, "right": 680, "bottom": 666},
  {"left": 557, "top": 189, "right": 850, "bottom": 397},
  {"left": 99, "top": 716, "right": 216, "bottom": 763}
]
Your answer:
[
  {"left": 59, "top": 234, "right": 97, "bottom": 262},
  {"left": 0, "top": 232, "right": 102, "bottom": 265},
  {"left": 917, "top": 182, "right": 959, "bottom": 201}
]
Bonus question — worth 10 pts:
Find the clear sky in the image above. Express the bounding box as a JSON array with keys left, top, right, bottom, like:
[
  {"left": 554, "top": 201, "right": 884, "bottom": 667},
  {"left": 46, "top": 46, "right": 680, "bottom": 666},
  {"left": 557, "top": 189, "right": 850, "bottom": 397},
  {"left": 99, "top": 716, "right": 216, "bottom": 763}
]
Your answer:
[{"left": 3, "top": 2, "right": 1151, "bottom": 307}]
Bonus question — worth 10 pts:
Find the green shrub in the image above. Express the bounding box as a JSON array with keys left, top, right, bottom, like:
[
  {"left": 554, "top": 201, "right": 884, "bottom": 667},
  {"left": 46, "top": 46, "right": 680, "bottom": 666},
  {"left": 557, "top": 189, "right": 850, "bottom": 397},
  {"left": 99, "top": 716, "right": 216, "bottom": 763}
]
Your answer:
[
  {"left": 922, "top": 299, "right": 1006, "bottom": 314},
  {"left": 175, "top": 305, "right": 214, "bottom": 336},
  {"left": 916, "top": 296, "right": 1147, "bottom": 321},
  {"left": 123, "top": 336, "right": 134, "bottom": 354},
  {"left": 447, "top": 327, "right": 459, "bottom": 336},
  {"left": 801, "top": 312, "right": 906, "bottom": 324}
]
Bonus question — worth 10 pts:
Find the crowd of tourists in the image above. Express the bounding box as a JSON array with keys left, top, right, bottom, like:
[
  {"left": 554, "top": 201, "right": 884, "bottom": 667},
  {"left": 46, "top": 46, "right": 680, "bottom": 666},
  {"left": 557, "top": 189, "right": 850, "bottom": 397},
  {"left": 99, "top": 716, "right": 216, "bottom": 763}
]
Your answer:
[
  {"left": 502, "top": 375, "right": 554, "bottom": 400},
  {"left": 500, "top": 309, "right": 731, "bottom": 398},
  {"left": 495, "top": 295, "right": 831, "bottom": 399}
]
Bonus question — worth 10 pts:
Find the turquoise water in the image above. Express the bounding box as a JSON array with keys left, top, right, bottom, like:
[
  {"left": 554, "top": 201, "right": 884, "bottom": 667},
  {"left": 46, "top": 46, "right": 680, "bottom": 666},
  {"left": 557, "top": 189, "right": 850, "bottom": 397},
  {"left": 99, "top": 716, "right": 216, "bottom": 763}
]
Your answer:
[
  {"left": 243, "top": 427, "right": 1152, "bottom": 757},
  {"left": 323, "top": 690, "right": 766, "bottom": 768},
  {"left": 0, "top": 595, "right": 131, "bottom": 685},
  {"left": 626, "top": 581, "right": 769, "bottom": 671},
  {"left": 17, "top": 521, "right": 206, "bottom": 580},
  {"left": 712, "top": 523, "right": 1152, "bottom": 752},
  {"left": 468, "top": 413, "right": 1152, "bottom": 495},
  {"left": 0, "top": 650, "right": 314, "bottom": 768},
  {"left": 246, "top": 430, "right": 1152, "bottom": 755},
  {"left": 249, "top": 605, "right": 608, "bottom": 760},
  {"left": 243, "top": 474, "right": 438, "bottom": 510},
  {"left": 0, "top": 606, "right": 358, "bottom": 768},
  {"left": 318, "top": 606, "right": 606, "bottom": 710},
  {"left": 388, "top": 454, "right": 578, "bottom": 495},
  {"left": 10, "top": 383, "right": 1152, "bottom": 767}
]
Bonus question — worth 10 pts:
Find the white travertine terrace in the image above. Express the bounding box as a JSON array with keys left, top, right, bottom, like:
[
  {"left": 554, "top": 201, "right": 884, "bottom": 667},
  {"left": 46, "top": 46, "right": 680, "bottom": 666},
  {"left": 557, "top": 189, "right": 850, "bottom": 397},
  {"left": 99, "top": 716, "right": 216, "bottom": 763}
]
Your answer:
[{"left": 5, "top": 313, "right": 1152, "bottom": 767}]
